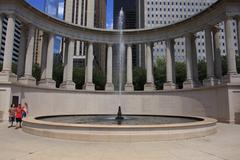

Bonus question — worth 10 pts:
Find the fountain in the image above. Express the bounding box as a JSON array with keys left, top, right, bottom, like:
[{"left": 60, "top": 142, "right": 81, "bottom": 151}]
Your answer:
[
  {"left": 117, "top": 8, "right": 125, "bottom": 109},
  {"left": 22, "top": 9, "right": 217, "bottom": 142}
]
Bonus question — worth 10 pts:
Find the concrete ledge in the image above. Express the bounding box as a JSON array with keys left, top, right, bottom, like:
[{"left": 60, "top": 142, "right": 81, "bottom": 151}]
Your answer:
[{"left": 22, "top": 115, "right": 217, "bottom": 142}]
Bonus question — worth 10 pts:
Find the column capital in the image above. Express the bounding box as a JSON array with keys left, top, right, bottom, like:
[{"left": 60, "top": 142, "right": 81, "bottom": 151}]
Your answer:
[
  {"left": 225, "top": 15, "right": 234, "bottom": 21},
  {"left": 127, "top": 44, "right": 132, "bottom": 47},
  {"left": 212, "top": 26, "right": 221, "bottom": 34},
  {"left": 7, "top": 14, "right": 15, "bottom": 20},
  {"left": 107, "top": 43, "right": 112, "bottom": 47}
]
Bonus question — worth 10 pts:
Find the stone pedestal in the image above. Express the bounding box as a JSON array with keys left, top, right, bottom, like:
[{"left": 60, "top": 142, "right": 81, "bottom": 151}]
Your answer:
[
  {"left": 203, "top": 77, "right": 218, "bottom": 87},
  {"left": 163, "top": 82, "right": 176, "bottom": 90},
  {"left": 19, "top": 75, "right": 36, "bottom": 86},
  {"left": 84, "top": 82, "right": 95, "bottom": 91},
  {"left": 0, "top": 71, "right": 17, "bottom": 83},
  {"left": 39, "top": 79, "right": 56, "bottom": 88},
  {"left": 105, "top": 83, "right": 114, "bottom": 91},
  {"left": 223, "top": 74, "right": 240, "bottom": 83},
  {"left": 183, "top": 80, "right": 197, "bottom": 89},
  {"left": 60, "top": 80, "right": 76, "bottom": 90},
  {"left": 124, "top": 83, "right": 134, "bottom": 91},
  {"left": 144, "top": 82, "right": 156, "bottom": 91}
]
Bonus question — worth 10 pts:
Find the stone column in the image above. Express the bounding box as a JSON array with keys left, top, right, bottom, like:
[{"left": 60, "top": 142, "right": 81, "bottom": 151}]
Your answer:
[
  {"left": 164, "top": 39, "right": 176, "bottom": 90},
  {"left": 19, "top": 25, "right": 36, "bottom": 85},
  {"left": 144, "top": 43, "right": 155, "bottom": 91},
  {"left": 84, "top": 42, "right": 95, "bottom": 91},
  {"left": 0, "top": 15, "right": 3, "bottom": 54},
  {"left": 191, "top": 35, "right": 200, "bottom": 87},
  {"left": 213, "top": 26, "right": 223, "bottom": 84},
  {"left": 40, "top": 33, "right": 48, "bottom": 81},
  {"left": 125, "top": 44, "right": 134, "bottom": 91},
  {"left": 105, "top": 44, "right": 114, "bottom": 91},
  {"left": 224, "top": 16, "right": 240, "bottom": 83},
  {"left": 0, "top": 15, "right": 17, "bottom": 82},
  {"left": 60, "top": 39, "right": 75, "bottom": 89},
  {"left": 204, "top": 27, "right": 217, "bottom": 86},
  {"left": 17, "top": 24, "right": 27, "bottom": 78},
  {"left": 237, "top": 16, "right": 240, "bottom": 56},
  {"left": 39, "top": 33, "right": 56, "bottom": 88},
  {"left": 183, "top": 33, "right": 195, "bottom": 88}
]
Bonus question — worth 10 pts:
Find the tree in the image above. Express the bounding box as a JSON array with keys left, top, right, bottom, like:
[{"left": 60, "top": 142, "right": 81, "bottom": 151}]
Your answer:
[
  {"left": 51, "top": 54, "right": 64, "bottom": 88},
  {"left": 175, "top": 61, "right": 186, "bottom": 89},
  {"left": 32, "top": 63, "right": 41, "bottom": 83},
  {"left": 154, "top": 57, "right": 166, "bottom": 90},
  {"left": 73, "top": 67, "right": 85, "bottom": 89},
  {"left": 133, "top": 67, "right": 146, "bottom": 90},
  {"left": 198, "top": 60, "right": 207, "bottom": 83},
  {"left": 93, "top": 67, "right": 106, "bottom": 90}
]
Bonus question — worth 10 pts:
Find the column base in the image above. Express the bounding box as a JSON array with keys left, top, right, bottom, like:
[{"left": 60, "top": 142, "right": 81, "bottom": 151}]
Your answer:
[
  {"left": 60, "top": 81, "right": 76, "bottom": 90},
  {"left": 223, "top": 74, "right": 240, "bottom": 83},
  {"left": 144, "top": 82, "right": 156, "bottom": 91},
  {"left": 183, "top": 79, "right": 198, "bottom": 89},
  {"left": 0, "top": 71, "right": 17, "bottom": 83},
  {"left": 18, "top": 75, "right": 36, "bottom": 86},
  {"left": 203, "top": 77, "right": 218, "bottom": 87},
  {"left": 84, "top": 82, "right": 95, "bottom": 91},
  {"left": 105, "top": 83, "right": 114, "bottom": 91},
  {"left": 163, "top": 82, "right": 176, "bottom": 90},
  {"left": 38, "top": 79, "right": 56, "bottom": 88},
  {"left": 124, "top": 83, "right": 134, "bottom": 91}
]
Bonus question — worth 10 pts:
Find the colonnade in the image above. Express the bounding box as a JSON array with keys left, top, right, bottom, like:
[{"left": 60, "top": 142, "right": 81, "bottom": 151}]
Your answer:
[{"left": 0, "top": 14, "right": 240, "bottom": 91}]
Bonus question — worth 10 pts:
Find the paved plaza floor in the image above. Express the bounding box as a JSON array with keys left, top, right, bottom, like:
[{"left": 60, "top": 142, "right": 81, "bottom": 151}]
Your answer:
[{"left": 0, "top": 122, "right": 240, "bottom": 160}]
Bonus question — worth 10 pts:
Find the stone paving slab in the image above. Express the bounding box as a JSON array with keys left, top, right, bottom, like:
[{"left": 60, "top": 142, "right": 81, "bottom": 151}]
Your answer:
[{"left": 0, "top": 122, "right": 239, "bottom": 160}]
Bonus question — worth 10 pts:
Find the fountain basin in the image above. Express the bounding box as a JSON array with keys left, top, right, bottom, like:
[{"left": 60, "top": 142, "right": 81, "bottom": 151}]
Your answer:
[{"left": 22, "top": 115, "right": 217, "bottom": 142}]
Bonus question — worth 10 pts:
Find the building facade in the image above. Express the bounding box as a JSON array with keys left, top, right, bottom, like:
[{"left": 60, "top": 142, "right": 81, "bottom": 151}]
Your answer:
[
  {"left": 144, "top": 0, "right": 239, "bottom": 62},
  {"left": 64, "top": 0, "right": 95, "bottom": 67},
  {"left": 0, "top": 17, "right": 21, "bottom": 64}
]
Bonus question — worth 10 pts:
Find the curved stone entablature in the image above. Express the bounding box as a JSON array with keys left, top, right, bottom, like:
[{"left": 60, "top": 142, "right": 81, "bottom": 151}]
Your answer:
[{"left": 0, "top": 0, "right": 239, "bottom": 44}]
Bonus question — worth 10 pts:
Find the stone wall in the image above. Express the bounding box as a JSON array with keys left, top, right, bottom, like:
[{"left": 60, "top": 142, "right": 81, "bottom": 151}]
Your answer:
[{"left": 0, "top": 83, "right": 239, "bottom": 123}]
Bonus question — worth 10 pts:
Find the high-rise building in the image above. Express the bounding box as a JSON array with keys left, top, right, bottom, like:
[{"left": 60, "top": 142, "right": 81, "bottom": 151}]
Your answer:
[
  {"left": 64, "top": 0, "right": 95, "bottom": 67},
  {"left": 33, "top": 0, "right": 64, "bottom": 64},
  {"left": 113, "top": 0, "right": 144, "bottom": 89},
  {"left": 94, "top": 0, "right": 107, "bottom": 72},
  {"left": 144, "top": 0, "right": 239, "bottom": 62},
  {"left": 0, "top": 17, "right": 21, "bottom": 64}
]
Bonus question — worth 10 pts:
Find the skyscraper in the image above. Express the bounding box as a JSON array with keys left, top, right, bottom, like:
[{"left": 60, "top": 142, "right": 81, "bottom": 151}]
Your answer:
[
  {"left": 0, "top": 17, "right": 21, "bottom": 64},
  {"left": 144, "top": 0, "right": 239, "bottom": 62}
]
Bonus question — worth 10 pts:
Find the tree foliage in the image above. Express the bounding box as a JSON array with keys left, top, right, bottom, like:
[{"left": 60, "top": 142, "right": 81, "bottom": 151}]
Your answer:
[
  {"left": 133, "top": 67, "right": 146, "bottom": 90},
  {"left": 198, "top": 60, "right": 207, "bottom": 83},
  {"left": 175, "top": 61, "right": 186, "bottom": 89},
  {"left": 154, "top": 57, "right": 166, "bottom": 90},
  {"left": 32, "top": 63, "right": 41, "bottom": 83},
  {"left": 73, "top": 67, "right": 85, "bottom": 89},
  {"left": 93, "top": 67, "right": 106, "bottom": 90}
]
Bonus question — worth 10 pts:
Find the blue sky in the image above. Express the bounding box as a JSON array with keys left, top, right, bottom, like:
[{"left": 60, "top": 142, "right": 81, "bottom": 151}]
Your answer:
[{"left": 26, "top": 0, "right": 113, "bottom": 29}]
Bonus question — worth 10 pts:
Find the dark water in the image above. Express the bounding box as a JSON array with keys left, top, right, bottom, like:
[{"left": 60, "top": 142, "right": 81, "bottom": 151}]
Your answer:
[{"left": 37, "top": 115, "right": 202, "bottom": 125}]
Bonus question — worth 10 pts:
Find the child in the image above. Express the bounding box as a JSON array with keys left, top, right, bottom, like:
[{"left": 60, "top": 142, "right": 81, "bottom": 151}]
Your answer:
[{"left": 8, "top": 104, "right": 16, "bottom": 128}]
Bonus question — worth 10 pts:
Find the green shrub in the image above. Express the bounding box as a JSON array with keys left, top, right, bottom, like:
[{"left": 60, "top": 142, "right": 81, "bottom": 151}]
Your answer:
[{"left": 53, "top": 63, "right": 64, "bottom": 88}]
